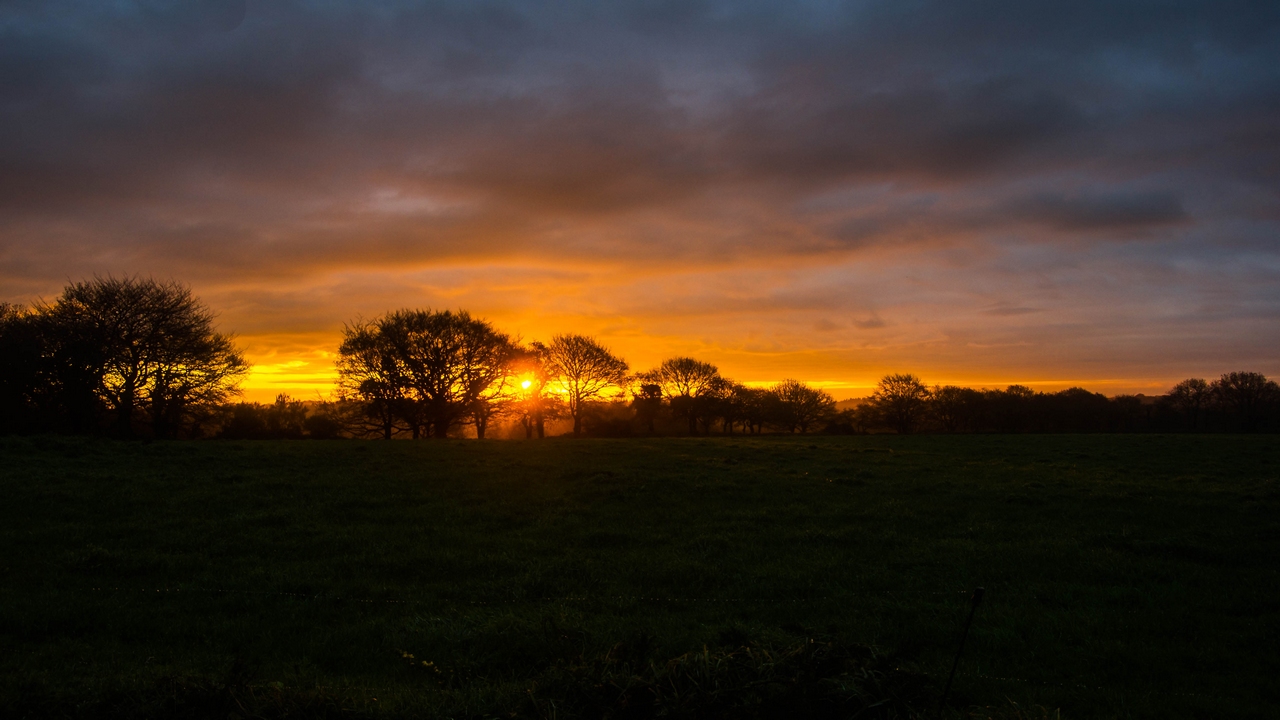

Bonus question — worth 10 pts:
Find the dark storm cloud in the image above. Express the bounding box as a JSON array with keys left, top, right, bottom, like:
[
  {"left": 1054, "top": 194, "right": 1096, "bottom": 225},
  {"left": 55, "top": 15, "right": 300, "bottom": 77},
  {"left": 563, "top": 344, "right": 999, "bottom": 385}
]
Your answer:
[
  {"left": 2, "top": 0, "right": 1279, "bottom": 389},
  {"left": 3, "top": 1, "right": 1278, "bottom": 249},
  {"left": 1005, "top": 191, "right": 1189, "bottom": 233}
]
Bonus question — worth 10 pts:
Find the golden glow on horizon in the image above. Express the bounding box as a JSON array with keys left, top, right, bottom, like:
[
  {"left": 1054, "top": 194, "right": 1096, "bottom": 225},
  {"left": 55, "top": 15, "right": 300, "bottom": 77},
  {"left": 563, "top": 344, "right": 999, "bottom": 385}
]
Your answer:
[
  {"left": 235, "top": 338, "right": 1182, "bottom": 404},
  {"left": 195, "top": 259, "right": 1261, "bottom": 407},
  {"left": 240, "top": 351, "right": 338, "bottom": 402}
]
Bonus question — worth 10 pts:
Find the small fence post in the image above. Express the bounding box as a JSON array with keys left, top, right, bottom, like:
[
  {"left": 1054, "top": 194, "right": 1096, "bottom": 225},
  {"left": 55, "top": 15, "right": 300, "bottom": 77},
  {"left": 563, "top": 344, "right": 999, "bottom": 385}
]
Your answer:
[{"left": 939, "top": 586, "right": 984, "bottom": 714}]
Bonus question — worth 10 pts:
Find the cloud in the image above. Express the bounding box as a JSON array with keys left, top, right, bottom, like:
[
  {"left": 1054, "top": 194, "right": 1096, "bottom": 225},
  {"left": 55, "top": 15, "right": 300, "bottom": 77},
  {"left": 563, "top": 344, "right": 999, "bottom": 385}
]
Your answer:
[
  {"left": 1, "top": 0, "right": 1279, "bottom": 395},
  {"left": 982, "top": 304, "right": 1044, "bottom": 317},
  {"left": 1004, "top": 191, "right": 1189, "bottom": 233}
]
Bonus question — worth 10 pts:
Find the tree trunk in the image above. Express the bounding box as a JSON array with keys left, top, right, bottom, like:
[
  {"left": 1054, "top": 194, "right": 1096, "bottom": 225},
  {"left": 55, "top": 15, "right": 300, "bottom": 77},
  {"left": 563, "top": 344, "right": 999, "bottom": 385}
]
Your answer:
[
  {"left": 572, "top": 413, "right": 581, "bottom": 437},
  {"left": 117, "top": 382, "right": 136, "bottom": 438},
  {"left": 150, "top": 390, "right": 168, "bottom": 439}
]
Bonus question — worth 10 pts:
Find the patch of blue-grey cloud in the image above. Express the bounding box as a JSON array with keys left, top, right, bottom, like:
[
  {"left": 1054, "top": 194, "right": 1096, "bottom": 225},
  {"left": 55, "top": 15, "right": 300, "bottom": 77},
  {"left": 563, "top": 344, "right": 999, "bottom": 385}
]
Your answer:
[{"left": 0, "top": 0, "right": 1277, "bottom": 377}]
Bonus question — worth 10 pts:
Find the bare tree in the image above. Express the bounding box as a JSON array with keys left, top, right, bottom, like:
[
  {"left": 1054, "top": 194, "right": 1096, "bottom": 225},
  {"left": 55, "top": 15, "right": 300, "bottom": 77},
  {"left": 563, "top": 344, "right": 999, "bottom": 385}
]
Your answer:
[
  {"left": 458, "top": 324, "right": 523, "bottom": 439},
  {"left": 868, "top": 373, "right": 932, "bottom": 434},
  {"left": 769, "top": 379, "right": 836, "bottom": 433},
  {"left": 148, "top": 329, "right": 247, "bottom": 438},
  {"left": 337, "top": 319, "right": 413, "bottom": 439},
  {"left": 737, "top": 386, "right": 772, "bottom": 434},
  {"left": 641, "top": 357, "right": 721, "bottom": 434},
  {"left": 715, "top": 380, "right": 750, "bottom": 434},
  {"left": 695, "top": 376, "right": 734, "bottom": 434},
  {"left": 510, "top": 343, "right": 549, "bottom": 439},
  {"left": 542, "top": 334, "right": 629, "bottom": 437}
]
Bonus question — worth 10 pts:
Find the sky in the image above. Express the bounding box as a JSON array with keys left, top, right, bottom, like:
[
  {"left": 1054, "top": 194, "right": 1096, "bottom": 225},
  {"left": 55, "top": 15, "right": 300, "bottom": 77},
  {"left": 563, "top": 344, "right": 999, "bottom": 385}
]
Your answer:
[{"left": 2, "top": 0, "right": 1279, "bottom": 402}]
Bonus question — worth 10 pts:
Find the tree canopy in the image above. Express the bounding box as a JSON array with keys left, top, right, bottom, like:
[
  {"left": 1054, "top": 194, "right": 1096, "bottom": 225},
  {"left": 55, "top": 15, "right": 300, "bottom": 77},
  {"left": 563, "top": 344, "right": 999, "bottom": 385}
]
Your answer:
[
  {"left": 542, "top": 334, "right": 629, "bottom": 437},
  {"left": 770, "top": 379, "right": 836, "bottom": 433},
  {"left": 337, "top": 309, "right": 520, "bottom": 439},
  {"left": 641, "top": 357, "right": 723, "bottom": 434},
  {"left": 0, "top": 278, "right": 246, "bottom": 437},
  {"left": 867, "top": 373, "right": 931, "bottom": 435}
]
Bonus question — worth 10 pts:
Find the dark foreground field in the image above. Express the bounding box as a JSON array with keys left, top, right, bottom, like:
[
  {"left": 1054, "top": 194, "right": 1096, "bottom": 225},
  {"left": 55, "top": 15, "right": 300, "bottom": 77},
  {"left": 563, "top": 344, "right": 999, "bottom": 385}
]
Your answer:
[{"left": 1, "top": 435, "right": 1277, "bottom": 719}]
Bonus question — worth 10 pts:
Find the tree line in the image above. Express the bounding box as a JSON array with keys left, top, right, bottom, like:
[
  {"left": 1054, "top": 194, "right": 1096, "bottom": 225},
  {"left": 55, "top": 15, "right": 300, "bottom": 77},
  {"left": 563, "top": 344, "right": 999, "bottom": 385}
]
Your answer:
[
  {"left": 2, "top": 277, "right": 1277, "bottom": 438},
  {"left": 849, "top": 372, "right": 1280, "bottom": 435},
  {"left": 329, "top": 309, "right": 838, "bottom": 440}
]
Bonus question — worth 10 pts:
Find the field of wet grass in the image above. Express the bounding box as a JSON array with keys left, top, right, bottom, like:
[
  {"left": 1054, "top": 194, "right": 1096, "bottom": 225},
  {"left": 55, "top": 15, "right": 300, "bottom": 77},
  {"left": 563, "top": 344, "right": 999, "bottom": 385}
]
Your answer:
[{"left": 1, "top": 433, "right": 1277, "bottom": 718}]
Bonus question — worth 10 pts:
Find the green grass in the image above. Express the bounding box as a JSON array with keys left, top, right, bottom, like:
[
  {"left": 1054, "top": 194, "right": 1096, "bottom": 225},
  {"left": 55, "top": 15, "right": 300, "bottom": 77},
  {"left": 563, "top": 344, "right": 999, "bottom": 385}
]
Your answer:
[{"left": 1, "top": 434, "right": 1277, "bottom": 718}]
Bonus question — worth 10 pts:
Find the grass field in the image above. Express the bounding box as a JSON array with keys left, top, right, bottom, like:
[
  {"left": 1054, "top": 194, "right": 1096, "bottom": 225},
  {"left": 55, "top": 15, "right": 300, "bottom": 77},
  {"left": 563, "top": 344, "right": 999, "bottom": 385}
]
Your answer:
[{"left": 1, "top": 434, "right": 1277, "bottom": 718}]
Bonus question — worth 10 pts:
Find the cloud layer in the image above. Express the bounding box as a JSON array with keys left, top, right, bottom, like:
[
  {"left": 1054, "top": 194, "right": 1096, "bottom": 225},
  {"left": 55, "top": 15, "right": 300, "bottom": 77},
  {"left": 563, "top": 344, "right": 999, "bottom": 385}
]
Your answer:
[{"left": 3, "top": 1, "right": 1279, "bottom": 398}]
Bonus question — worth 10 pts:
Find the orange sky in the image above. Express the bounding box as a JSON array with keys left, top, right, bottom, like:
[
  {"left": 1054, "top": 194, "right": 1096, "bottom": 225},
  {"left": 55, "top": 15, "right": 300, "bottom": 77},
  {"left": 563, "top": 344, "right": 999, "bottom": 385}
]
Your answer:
[{"left": 205, "top": 257, "right": 1237, "bottom": 403}]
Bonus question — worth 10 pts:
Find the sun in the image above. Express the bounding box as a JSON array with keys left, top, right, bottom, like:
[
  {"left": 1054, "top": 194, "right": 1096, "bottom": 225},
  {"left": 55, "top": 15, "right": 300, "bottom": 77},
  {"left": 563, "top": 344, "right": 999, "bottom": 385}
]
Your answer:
[{"left": 521, "top": 380, "right": 532, "bottom": 389}]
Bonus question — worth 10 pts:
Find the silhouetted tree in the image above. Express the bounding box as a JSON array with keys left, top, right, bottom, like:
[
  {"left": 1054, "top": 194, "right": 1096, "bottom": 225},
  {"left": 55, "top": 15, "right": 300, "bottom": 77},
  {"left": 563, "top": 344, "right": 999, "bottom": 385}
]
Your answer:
[
  {"left": 42, "top": 277, "right": 245, "bottom": 437},
  {"left": 1108, "top": 394, "right": 1147, "bottom": 433},
  {"left": 542, "top": 334, "right": 629, "bottom": 437},
  {"left": 1211, "top": 372, "right": 1279, "bottom": 432},
  {"left": 306, "top": 398, "right": 380, "bottom": 440},
  {"left": 641, "top": 357, "right": 722, "bottom": 434},
  {"left": 219, "top": 394, "right": 308, "bottom": 440},
  {"left": 148, "top": 328, "right": 246, "bottom": 439},
  {"left": 336, "top": 309, "right": 519, "bottom": 438},
  {"left": 631, "top": 382, "right": 664, "bottom": 434},
  {"left": 579, "top": 400, "right": 635, "bottom": 437},
  {"left": 219, "top": 403, "right": 269, "bottom": 439},
  {"left": 460, "top": 328, "right": 524, "bottom": 440},
  {"left": 852, "top": 402, "right": 879, "bottom": 434},
  {"left": 822, "top": 408, "right": 866, "bottom": 434},
  {"left": 769, "top": 379, "right": 836, "bottom": 433},
  {"left": 1044, "top": 387, "right": 1110, "bottom": 432},
  {"left": 737, "top": 386, "right": 772, "bottom": 434},
  {"left": 2, "top": 301, "right": 106, "bottom": 433},
  {"left": 868, "top": 373, "right": 931, "bottom": 434},
  {"left": 0, "top": 304, "right": 44, "bottom": 433},
  {"left": 930, "top": 385, "right": 983, "bottom": 432},
  {"left": 1166, "top": 378, "right": 1211, "bottom": 431},
  {"left": 513, "top": 342, "right": 555, "bottom": 439},
  {"left": 695, "top": 376, "right": 734, "bottom": 434},
  {"left": 714, "top": 381, "right": 755, "bottom": 434},
  {"left": 302, "top": 401, "right": 346, "bottom": 439},
  {"left": 986, "top": 385, "right": 1036, "bottom": 433},
  {"left": 337, "top": 320, "right": 413, "bottom": 439}
]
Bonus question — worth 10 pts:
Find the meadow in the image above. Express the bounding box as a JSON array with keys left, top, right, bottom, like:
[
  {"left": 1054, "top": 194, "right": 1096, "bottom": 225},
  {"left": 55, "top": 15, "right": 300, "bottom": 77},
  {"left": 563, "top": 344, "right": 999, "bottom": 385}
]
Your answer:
[{"left": 1, "top": 434, "right": 1276, "bottom": 719}]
